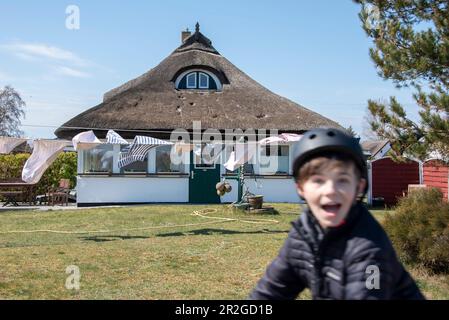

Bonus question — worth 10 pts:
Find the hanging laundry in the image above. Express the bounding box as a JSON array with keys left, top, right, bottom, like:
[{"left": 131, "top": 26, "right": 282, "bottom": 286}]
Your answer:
[
  {"left": 259, "top": 133, "right": 302, "bottom": 145},
  {"left": 202, "top": 143, "right": 228, "bottom": 164},
  {"left": 72, "top": 130, "right": 102, "bottom": 151},
  {"left": 279, "top": 133, "right": 302, "bottom": 142},
  {"left": 118, "top": 135, "right": 173, "bottom": 168},
  {"left": 224, "top": 142, "right": 258, "bottom": 171},
  {"left": 106, "top": 130, "right": 129, "bottom": 144},
  {"left": 0, "top": 136, "right": 28, "bottom": 154},
  {"left": 22, "top": 139, "right": 70, "bottom": 184},
  {"left": 174, "top": 141, "right": 194, "bottom": 154},
  {"left": 193, "top": 144, "right": 202, "bottom": 157}
]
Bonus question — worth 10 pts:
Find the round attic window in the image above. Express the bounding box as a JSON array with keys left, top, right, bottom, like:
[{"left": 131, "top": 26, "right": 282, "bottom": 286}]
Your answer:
[{"left": 175, "top": 69, "right": 222, "bottom": 91}]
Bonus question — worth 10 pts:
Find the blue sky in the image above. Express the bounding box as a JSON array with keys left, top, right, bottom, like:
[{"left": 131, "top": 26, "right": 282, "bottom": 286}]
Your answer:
[{"left": 0, "top": 0, "right": 420, "bottom": 140}]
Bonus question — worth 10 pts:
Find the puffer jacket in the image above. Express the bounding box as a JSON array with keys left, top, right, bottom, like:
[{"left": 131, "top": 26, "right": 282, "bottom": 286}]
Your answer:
[{"left": 249, "top": 202, "right": 425, "bottom": 300}]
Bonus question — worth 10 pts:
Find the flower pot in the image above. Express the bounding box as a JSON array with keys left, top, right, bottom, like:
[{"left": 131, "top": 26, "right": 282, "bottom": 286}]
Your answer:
[{"left": 247, "top": 195, "right": 263, "bottom": 209}]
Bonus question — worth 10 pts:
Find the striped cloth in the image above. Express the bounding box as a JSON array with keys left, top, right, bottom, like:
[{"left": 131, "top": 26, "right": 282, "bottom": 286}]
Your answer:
[
  {"left": 106, "top": 130, "right": 129, "bottom": 144},
  {"left": 118, "top": 135, "right": 173, "bottom": 168}
]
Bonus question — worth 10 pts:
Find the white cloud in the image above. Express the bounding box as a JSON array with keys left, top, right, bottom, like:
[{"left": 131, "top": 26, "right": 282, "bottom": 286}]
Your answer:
[
  {"left": 54, "top": 66, "right": 91, "bottom": 78},
  {"left": 1, "top": 41, "right": 88, "bottom": 66},
  {"left": 14, "top": 52, "right": 39, "bottom": 62},
  {"left": 0, "top": 41, "right": 101, "bottom": 79}
]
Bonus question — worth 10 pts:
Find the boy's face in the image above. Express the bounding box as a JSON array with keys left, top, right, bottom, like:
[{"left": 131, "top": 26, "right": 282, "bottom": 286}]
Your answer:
[{"left": 296, "top": 163, "right": 366, "bottom": 229}]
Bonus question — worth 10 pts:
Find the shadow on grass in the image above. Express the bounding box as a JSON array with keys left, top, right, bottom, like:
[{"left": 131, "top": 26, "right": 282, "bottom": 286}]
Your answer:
[
  {"left": 79, "top": 235, "right": 149, "bottom": 242},
  {"left": 72, "top": 228, "right": 290, "bottom": 243},
  {"left": 156, "top": 228, "right": 289, "bottom": 237}
]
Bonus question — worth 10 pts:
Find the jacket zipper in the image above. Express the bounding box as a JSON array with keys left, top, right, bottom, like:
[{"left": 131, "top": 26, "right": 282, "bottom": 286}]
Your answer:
[{"left": 313, "top": 234, "right": 330, "bottom": 299}]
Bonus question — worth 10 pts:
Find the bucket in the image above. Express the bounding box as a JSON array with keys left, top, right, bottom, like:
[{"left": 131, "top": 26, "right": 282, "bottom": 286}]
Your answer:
[{"left": 247, "top": 195, "right": 263, "bottom": 209}]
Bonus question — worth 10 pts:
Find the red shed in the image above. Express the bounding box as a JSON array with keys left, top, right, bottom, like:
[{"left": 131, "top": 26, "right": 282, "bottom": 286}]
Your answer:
[
  {"left": 370, "top": 157, "right": 420, "bottom": 206},
  {"left": 423, "top": 159, "right": 449, "bottom": 201}
]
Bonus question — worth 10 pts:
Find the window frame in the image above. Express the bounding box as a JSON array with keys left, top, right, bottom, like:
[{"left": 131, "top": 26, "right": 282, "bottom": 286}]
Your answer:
[
  {"left": 193, "top": 143, "right": 217, "bottom": 169},
  {"left": 259, "top": 144, "right": 290, "bottom": 174},
  {"left": 186, "top": 72, "right": 197, "bottom": 89},
  {"left": 119, "top": 145, "right": 148, "bottom": 174},
  {"left": 198, "top": 72, "right": 209, "bottom": 89},
  {"left": 174, "top": 69, "right": 222, "bottom": 91},
  {"left": 155, "top": 145, "right": 184, "bottom": 173},
  {"left": 82, "top": 144, "right": 114, "bottom": 174}
]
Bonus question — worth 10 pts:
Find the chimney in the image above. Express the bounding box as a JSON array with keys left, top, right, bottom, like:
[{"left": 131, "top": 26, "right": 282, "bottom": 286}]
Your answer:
[{"left": 181, "top": 28, "right": 191, "bottom": 43}]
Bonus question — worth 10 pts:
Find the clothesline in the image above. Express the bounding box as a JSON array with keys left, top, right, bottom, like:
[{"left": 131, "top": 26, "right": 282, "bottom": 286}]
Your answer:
[{"left": 0, "top": 130, "right": 302, "bottom": 185}]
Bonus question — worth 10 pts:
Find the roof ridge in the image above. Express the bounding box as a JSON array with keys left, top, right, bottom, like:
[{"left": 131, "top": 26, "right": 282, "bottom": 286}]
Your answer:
[{"left": 174, "top": 23, "right": 220, "bottom": 55}]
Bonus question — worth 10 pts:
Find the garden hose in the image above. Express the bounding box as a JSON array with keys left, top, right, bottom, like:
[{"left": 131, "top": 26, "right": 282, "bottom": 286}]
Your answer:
[{"left": 0, "top": 207, "right": 279, "bottom": 235}]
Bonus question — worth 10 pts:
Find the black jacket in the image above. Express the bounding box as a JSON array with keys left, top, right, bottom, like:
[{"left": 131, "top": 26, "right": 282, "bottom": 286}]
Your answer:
[{"left": 249, "top": 202, "right": 425, "bottom": 300}]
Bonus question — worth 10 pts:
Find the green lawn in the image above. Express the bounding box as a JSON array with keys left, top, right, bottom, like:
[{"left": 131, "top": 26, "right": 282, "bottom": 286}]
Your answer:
[{"left": 0, "top": 203, "right": 447, "bottom": 299}]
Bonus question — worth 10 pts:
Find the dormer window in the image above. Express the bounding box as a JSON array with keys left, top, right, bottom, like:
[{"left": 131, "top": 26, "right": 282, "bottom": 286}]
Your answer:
[
  {"left": 186, "top": 73, "right": 197, "bottom": 88},
  {"left": 198, "top": 72, "right": 209, "bottom": 89},
  {"left": 175, "top": 69, "right": 222, "bottom": 91}
]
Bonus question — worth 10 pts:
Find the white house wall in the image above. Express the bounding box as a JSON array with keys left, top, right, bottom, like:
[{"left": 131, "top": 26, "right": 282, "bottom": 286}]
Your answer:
[
  {"left": 219, "top": 177, "right": 299, "bottom": 203},
  {"left": 244, "top": 178, "right": 299, "bottom": 203},
  {"left": 220, "top": 179, "right": 238, "bottom": 203},
  {"left": 77, "top": 143, "right": 300, "bottom": 204},
  {"left": 77, "top": 175, "right": 298, "bottom": 204},
  {"left": 77, "top": 176, "right": 189, "bottom": 204}
]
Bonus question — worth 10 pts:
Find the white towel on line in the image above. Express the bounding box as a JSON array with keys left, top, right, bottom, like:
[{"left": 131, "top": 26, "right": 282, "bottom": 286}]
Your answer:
[
  {"left": 22, "top": 139, "right": 70, "bottom": 184},
  {"left": 0, "top": 136, "right": 29, "bottom": 154},
  {"left": 72, "top": 130, "right": 102, "bottom": 151}
]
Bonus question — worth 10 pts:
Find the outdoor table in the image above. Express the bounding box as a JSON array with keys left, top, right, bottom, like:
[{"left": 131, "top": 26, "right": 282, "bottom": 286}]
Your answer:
[
  {"left": 0, "top": 179, "right": 37, "bottom": 206},
  {"left": 0, "top": 191, "right": 23, "bottom": 207}
]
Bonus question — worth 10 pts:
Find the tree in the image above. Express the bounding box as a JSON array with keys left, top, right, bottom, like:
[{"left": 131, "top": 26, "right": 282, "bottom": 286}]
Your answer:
[
  {"left": 354, "top": 0, "right": 449, "bottom": 161},
  {"left": 0, "top": 85, "right": 26, "bottom": 137},
  {"left": 346, "top": 125, "right": 360, "bottom": 138},
  {"left": 362, "top": 107, "right": 381, "bottom": 140}
]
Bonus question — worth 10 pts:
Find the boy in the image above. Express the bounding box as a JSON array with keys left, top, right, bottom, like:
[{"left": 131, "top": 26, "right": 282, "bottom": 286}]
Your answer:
[{"left": 249, "top": 128, "right": 424, "bottom": 300}]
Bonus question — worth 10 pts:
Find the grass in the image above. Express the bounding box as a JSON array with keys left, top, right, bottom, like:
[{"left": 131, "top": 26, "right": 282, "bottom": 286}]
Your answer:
[{"left": 0, "top": 203, "right": 447, "bottom": 299}]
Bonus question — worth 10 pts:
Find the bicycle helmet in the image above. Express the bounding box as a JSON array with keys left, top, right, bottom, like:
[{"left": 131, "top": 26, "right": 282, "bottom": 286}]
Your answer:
[{"left": 292, "top": 127, "right": 368, "bottom": 195}]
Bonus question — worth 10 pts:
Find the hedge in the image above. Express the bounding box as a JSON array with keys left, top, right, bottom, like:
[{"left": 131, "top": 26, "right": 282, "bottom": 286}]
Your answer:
[{"left": 0, "top": 152, "right": 77, "bottom": 196}]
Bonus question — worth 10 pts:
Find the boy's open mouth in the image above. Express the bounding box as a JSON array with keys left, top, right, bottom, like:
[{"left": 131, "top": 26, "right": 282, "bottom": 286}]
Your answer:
[{"left": 321, "top": 203, "right": 341, "bottom": 214}]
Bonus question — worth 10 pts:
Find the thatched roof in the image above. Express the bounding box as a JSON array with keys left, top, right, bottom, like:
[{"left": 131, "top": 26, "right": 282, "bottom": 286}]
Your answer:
[{"left": 55, "top": 25, "right": 341, "bottom": 139}]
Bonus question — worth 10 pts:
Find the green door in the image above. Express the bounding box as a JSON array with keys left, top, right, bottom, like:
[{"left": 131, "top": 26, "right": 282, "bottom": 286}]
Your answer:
[{"left": 189, "top": 148, "right": 221, "bottom": 204}]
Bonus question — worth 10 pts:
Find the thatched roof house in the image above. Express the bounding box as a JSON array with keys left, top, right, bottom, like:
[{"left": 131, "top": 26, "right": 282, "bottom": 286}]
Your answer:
[{"left": 55, "top": 24, "right": 340, "bottom": 140}]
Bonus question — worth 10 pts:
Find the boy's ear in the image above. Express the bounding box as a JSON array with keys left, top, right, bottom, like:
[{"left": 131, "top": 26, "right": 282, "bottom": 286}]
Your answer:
[
  {"left": 357, "top": 178, "right": 367, "bottom": 196},
  {"left": 296, "top": 182, "right": 304, "bottom": 198}
]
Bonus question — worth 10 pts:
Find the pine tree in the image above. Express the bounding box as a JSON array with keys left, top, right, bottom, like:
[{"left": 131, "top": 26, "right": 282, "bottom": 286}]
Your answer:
[{"left": 354, "top": 0, "right": 449, "bottom": 160}]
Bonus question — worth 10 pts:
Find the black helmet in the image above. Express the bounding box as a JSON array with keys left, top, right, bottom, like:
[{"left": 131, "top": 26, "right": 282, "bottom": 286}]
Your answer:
[{"left": 292, "top": 127, "right": 367, "bottom": 193}]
